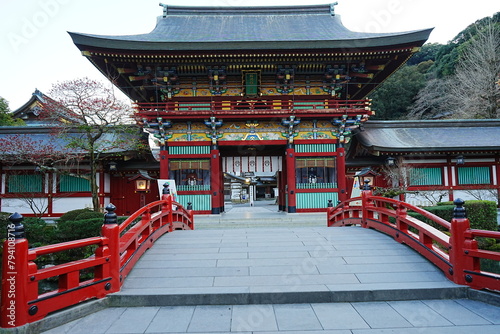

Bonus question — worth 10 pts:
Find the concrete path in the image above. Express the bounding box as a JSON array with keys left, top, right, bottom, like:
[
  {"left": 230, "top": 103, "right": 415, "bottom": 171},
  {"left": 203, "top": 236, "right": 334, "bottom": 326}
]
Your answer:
[
  {"left": 40, "top": 201, "right": 500, "bottom": 333},
  {"left": 110, "top": 226, "right": 464, "bottom": 306},
  {"left": 42, "top": 298, "right": 500, "bottom": 333}
]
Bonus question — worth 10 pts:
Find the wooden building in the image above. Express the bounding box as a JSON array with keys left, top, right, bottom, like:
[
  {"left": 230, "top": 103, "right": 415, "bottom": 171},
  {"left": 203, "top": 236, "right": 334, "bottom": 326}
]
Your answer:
[
  {"left": 348, "top": 120, "right": 500, "bottom": 206},
  {"left": 68, "top": 4, "right": 432, "bottom": 213},
  {"left": 0, "top": 90, "right": 157, "bottom": 217}
]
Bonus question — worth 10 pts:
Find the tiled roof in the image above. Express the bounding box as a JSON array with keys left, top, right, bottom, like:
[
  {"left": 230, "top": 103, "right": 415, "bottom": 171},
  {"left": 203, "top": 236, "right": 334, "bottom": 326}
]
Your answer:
[
  {"left": 355, "top": 120, "right": 500, "bottom": 153},
  {"left": 69, "top": 4, "right": 432, "bottom": 51}
]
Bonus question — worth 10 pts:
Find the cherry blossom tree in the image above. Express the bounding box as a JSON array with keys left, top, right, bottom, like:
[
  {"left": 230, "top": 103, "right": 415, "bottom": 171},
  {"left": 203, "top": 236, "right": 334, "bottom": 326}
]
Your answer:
[{"left": 43, "top": 78, "right": 140, "bottom": 211}]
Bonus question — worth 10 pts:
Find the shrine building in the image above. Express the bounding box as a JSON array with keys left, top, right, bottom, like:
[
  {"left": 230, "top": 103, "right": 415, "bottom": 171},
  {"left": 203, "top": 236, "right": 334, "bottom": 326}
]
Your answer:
[{"left": 69, "top": 4, "right": 433, "bottom": 214}]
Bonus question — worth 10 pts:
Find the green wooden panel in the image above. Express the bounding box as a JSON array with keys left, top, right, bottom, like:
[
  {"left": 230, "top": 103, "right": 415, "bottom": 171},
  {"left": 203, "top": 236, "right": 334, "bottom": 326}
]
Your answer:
[
  {"left": 176, "top": 194, "right": 211, "bottom": 211},
  {"left": 8, "top": 174, "right": 43, "bottom": 193},
  {"left": 458, "top": 167, "right": 491, "bottom": 185},
  {"left": 293, "top": 101, "right": 324, "bottom": 110},
  {"left": 296, "top": 183, "right": 337, "bottom": 189},
  {"left": 178, "top": 103, "right": 211, "bottom": 111},
  {"left": 296, "top": 192, "right": 338, "bottom": 209},
  {"left": 59, "top": 175, "right": 91, "bottom": 192},
  {"left": 245, "top": 73, "right": 258, "bottom": 96},
  {"left": 295, "top": 144, "right": 336, "bottom": 153},
  {"left": 177, "top": 185, "right": 211, "bottom": 191},
  {"left": 410, "top": 168, "right": 442, "bottom": 186},
  {"left": 169, "top": 146, "right": 210, "bottom": 155}
]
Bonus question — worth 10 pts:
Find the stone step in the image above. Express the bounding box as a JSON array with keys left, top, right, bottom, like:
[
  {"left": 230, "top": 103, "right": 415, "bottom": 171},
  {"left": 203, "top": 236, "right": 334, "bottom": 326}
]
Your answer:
[{"left": 108, "top": 285, "right": 469, "bottom": 307}]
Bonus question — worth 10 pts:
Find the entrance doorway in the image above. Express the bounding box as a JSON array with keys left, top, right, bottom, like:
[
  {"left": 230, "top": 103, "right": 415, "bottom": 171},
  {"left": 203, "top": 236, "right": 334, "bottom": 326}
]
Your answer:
[{"left": 219, "top": 144, "right": 285, "bottom": 209}]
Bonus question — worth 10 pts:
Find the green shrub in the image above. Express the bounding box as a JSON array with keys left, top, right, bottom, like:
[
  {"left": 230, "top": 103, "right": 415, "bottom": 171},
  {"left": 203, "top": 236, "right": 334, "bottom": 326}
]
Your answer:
[
  {"left": 74, "top": 211, "right": 104, "bottom": 221},
  {"left": 58, "top": 208, "right": 96, "bottom": 223},
  {"left": 437, "top": 200, "right": 497, "bottom": 231},
  {"left": 56, "top": 218, "right": 103, "bottom": 242},
  {"left": 408, "top": 200, "right": 498, "bottom": 232},
  {"left": 23, "top": 217, "right": 56, "bottom": 246},
  {"left": 0, "top": 212, "right": 11, "bottom": 238}
]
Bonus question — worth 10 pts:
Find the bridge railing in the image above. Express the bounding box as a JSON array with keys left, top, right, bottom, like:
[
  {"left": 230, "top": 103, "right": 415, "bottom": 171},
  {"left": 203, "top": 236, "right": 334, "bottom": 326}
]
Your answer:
[
  {"left": 0, "top": 192, "right": 193, "bottom": 329},
  {"left": 327, "top": 187, "right": 500, "bottom": 292}
]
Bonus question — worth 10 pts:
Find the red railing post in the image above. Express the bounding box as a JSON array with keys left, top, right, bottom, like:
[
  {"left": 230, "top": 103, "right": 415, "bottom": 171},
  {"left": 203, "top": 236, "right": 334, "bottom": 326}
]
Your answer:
[
  {"left": 1, "top": 213, "right": 29, "bottom": 328},
  {"left": 101, "top": 204, "right": 120, "bottom": 293},
  {"left": 187, "top": 202, "right": 194, "bottom": 230},
  {"left": 360, "top": 180, "right": 373, "bottom": 228},
  {"left": 449, "top": 198, "right": 473, "bottom": 286},
  {"left": 166, "top": 194, "right": 174, "bottom": 232}
]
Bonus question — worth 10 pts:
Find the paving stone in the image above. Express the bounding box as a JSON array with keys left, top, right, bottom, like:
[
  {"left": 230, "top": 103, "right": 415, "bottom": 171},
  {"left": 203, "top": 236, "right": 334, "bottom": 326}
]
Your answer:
[
  {"left": 456, "top": 299, "right": 500, "bottom": 324},
  {"left": 231, "top": 304, "right": 278, "bottom": 331},
  {"left": 388, "top": 300, "right": 453, "bottom": 327},
  {"left": 106, "top": 307, "right": 159, "bottom": 333},
  {"left": 352, "top": 302, "right": 412, "bottom": 328},
  {"left": 274, "top": 304, "right": 323, "bottom": 331},
  {"left": 186, "top": 305, "right": 232, "bottom": 332},
  {"left": 145, "top": 306, "right": 195, "bottom": 333},
  {"left": 422, "top": 299, "right": 492, "bottom": 325},
  {"left": 312, "top": 302, "right": 370, "bottom": 330}
]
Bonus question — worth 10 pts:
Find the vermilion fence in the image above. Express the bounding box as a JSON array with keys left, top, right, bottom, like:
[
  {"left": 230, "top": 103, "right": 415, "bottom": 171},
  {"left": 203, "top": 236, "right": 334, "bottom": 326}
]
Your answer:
[
  {"left": 0, "top": 192, "right": 193, "bottom": 328},
  {"left": 327, "top": 187, "right": 500, "bottom": 292},
  {"left": 134, "top": 98, "right": 372, "bottom": 118}
]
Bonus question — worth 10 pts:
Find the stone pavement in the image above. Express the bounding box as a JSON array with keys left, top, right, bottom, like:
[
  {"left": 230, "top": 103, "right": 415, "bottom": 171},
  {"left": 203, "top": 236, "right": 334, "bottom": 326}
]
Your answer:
[
  {"left": 39, "top": 200, "right": 500, "bottom": 333},
  {"left": 42, "top": 299, "right": 500, "bottom": 333}
]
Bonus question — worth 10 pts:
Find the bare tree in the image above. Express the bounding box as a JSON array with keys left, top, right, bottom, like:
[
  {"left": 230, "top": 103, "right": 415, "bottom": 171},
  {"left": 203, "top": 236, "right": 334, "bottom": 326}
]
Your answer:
[
  {"left": 409, "top": 22, "right": 499, "bottom": 120},
  {"left": 449, "top": 23, "right": 500, "bottom": 119},
  {"left": 407, "top": 78, "right": 454, "bottom": 119}
]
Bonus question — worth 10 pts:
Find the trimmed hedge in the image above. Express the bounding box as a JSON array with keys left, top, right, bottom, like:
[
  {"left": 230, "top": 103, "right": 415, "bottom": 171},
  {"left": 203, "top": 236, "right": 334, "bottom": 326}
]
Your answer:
[
  {"left": 56, "top": 218, "right": 103, "bottom": 242},
  {"left": 409, "top": 200, "right": 498, "bottom": 232},
  {"left": 58, "top": 208, "right": 96, "bottom": 223},
  {"left": 438, "top": 200, "right": 498, "bottom": 231}
]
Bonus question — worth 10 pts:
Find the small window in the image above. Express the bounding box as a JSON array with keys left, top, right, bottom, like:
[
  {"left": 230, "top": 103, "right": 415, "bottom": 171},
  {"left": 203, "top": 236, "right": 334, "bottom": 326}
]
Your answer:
[
  {"left": 410, "top": 168, "right": 442, "bottom": 186},
  {"left": 169, "top": 159, "right": 211, "bottom": 191},
  {"left": 59, "top": 175, "right": 91, "bottom": 192},
  {"left": 8, "top": 174, "right": 43, "bottom": 193},
  {"left": 457, "top": 167, "right": 490, "bottom": 185},
  {"left": 296, "top": 157, "right": 337, "bottom": 188}
]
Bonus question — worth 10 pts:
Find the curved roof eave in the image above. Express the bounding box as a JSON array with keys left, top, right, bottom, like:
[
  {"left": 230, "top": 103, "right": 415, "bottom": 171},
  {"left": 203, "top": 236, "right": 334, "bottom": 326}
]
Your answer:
[{"left": 69, "top": 28, "right": 433, "bottom": 52}]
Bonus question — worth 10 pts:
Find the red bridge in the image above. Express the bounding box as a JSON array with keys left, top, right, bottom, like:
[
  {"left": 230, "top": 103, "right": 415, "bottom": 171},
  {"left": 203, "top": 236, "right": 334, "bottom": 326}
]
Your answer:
[{"left": 1, "top": 187, "right": 499, "bottom": 331}]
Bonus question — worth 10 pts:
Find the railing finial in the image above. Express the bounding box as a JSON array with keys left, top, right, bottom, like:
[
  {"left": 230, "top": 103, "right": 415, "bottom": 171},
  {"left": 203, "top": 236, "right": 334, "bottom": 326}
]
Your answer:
[
  {"left": 8, "top": 212, "right": 25, "bottom": 239},
  {"left": 163, "top": 182, "right": 170, "bottom": 195},
  {"left": 327, "top": 199, "right": 333, "bottom": 207},
  {"left": 453, "top": 198, "right": 466, "bottom": 219},
  {"left": 104, "top": 204, "right": 118, "bottom": 225}
]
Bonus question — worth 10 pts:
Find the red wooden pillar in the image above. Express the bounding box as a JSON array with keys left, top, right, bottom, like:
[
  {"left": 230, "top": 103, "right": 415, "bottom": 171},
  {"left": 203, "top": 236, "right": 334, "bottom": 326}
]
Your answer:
[
  {"left": 99, "top": 169, "right": 105, "bottom": 209},
  {"left": 101, "top": 205, "right": 120, "bottom": 293},
  {"left": 447, "top": 159, "right": 454, "bottom": 202},
  {"left": 496, "top": 156, "right": 500, "bottom": 208},
  {"left": 219, "top": 156, "right": 225, "bottom": 213},
  {"left": 46, "top": 172, "right": 54, "bottom": 217},
  {"left": 159, "top": 148, "right": 169, "bottom": 179},
  {"left": 337, "top": 146, "right": 347, "bottom": 203},
  {"left": 449, "top": 198, "right": 476, "bottom": 286},
  {"left": 285, "top": 146, "right": 296, "bottom": 213},
  {"left": 210, "top": 147, "right": 222, "bottom": 214},
  {"left": 1, "top": 213, "right": 29, "bottom": 328}
]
